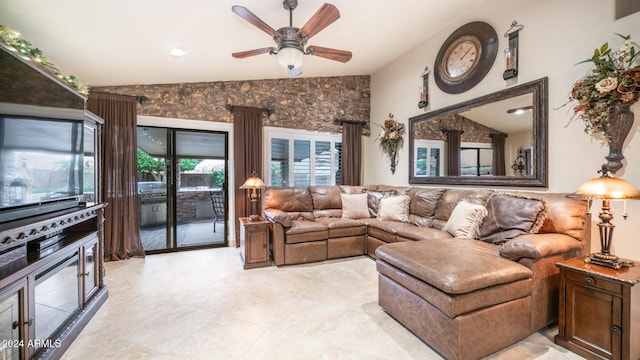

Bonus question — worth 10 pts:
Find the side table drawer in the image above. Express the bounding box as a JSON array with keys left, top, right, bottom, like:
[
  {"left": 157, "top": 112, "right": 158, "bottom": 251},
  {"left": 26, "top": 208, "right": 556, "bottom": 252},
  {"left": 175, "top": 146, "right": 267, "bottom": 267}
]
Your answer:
[{"left": 566, "top": 271, "right": 622, "bottom": 294}]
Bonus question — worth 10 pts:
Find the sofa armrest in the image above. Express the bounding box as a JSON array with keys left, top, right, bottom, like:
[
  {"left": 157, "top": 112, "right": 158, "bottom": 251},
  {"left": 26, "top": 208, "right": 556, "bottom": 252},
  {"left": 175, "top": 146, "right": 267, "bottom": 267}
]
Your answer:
[
  {"left": 264, "top": 208, "right": 292, "bottom": 227},
  {"left": 499, "top": 233, "right": 584, "bottom": 260}
]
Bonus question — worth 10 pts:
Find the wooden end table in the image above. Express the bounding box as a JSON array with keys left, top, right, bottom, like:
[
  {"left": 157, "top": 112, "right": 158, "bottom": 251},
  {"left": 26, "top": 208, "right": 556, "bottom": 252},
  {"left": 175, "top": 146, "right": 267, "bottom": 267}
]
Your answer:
[
  {"left": 238, "top": 217, "right": 271, "bottom": 269},
  {"left": 555, "top": 257, "right": 640, "bottom": 360}
]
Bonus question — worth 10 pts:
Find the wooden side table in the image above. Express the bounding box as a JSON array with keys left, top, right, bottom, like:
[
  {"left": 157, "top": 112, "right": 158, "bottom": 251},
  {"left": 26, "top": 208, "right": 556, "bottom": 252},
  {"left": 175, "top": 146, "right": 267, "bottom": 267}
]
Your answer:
[
  {"left": 238, "top": 217, "right": 271, "bottom": 269},
  {"left": 555, "top": 257, "right": 640, "bottom": 360}
]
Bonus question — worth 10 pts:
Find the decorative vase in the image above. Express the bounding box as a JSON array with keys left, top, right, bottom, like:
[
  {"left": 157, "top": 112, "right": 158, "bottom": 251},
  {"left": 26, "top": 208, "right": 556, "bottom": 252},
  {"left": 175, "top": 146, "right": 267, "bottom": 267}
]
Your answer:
[
  {"left": 605, "top": 102, "right": 635, "bottom": 174},
  {"left": 389, "top": 151, "right": 397, "bottom": 174}
]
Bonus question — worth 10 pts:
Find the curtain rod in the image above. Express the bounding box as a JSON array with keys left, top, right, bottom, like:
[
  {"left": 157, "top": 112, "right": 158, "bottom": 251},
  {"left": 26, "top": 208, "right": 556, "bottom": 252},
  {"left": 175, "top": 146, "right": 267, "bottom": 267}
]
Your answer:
[
  {"left": 225, "top": 104, "right": 274, "bottom": 117},
  {"left": 333, "top": 118, "right": 367, "bottom": 125}
]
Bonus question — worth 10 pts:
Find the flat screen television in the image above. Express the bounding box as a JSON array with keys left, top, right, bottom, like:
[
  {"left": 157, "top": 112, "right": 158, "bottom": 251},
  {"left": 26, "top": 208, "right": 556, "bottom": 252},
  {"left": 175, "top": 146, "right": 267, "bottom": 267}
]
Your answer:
[{"left": 0, "top": 114, "right": 84, "bottom": 222}]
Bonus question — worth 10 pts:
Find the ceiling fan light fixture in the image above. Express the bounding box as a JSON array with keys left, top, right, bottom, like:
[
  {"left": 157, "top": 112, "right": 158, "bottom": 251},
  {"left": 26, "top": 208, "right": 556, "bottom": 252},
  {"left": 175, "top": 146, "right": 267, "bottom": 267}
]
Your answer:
[{"left": 277, "top": 46, "right": 304, "bottom": 70}]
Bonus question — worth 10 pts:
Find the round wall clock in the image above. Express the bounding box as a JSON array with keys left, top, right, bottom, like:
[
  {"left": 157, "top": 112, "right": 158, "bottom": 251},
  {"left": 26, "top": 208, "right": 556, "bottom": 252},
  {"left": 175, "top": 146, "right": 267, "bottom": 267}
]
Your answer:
[{"left": 434, "top": 21, "right": 498, "bottom": 94}]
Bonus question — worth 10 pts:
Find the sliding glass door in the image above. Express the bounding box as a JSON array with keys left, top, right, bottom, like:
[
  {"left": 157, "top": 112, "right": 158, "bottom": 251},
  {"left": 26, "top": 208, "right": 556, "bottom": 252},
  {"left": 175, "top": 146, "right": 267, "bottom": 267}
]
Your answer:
[{"left": 137, "top": 127, "right": 228, "bottom": 253}]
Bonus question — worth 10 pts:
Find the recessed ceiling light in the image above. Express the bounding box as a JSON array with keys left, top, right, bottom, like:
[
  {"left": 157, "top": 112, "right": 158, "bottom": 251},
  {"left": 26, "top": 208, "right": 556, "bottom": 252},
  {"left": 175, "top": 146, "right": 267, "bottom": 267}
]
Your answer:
[{"left": 170, "top": 48, "right": 186, "bottom": 57}]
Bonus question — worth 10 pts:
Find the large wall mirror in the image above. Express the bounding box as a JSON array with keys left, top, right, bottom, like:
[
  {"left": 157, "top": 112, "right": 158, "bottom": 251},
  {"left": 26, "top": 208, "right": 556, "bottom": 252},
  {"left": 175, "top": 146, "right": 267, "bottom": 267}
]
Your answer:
[{"left": 409, "top": 77, "right": 547, "bottom": 187}]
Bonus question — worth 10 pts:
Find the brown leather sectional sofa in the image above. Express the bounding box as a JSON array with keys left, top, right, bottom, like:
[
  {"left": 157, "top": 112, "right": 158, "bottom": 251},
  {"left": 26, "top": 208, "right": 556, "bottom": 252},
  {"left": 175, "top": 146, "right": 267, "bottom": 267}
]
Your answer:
[{"left": 263, "top": 185, "right": 590, "bottom": 359}]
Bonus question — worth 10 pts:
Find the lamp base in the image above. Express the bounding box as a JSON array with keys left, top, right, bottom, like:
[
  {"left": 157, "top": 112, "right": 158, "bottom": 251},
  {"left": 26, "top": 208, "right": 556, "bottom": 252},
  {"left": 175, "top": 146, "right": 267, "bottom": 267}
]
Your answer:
[
  {"left": 248, "top": 214, "right": 262, "bottom": 222},
  {"left": 584, "top": 252, "right": 634, "bottom": 270}
]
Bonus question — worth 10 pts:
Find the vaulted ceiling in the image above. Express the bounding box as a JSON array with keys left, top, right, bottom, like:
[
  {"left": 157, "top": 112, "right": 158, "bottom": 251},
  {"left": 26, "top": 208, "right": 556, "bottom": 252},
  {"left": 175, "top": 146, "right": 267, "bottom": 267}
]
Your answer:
[{"left": 0, "top": 0, "right": 483, "bottom": 86}]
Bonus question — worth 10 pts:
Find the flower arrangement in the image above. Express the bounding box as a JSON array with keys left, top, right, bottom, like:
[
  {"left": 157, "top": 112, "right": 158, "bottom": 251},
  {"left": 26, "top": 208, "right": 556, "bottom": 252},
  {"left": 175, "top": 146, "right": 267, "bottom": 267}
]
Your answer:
[
  {"left": 376, "top": 113, "right": 405, "bottom": 173},
  {"left": 568, "top": 34, "right": 640, "bottom": 139}
]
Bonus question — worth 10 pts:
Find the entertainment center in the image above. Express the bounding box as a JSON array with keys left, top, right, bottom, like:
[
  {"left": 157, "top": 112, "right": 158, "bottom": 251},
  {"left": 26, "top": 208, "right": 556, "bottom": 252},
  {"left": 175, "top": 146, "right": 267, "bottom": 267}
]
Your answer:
[{"left": 0, "top": 42, "right": 107, "bottom": 360}]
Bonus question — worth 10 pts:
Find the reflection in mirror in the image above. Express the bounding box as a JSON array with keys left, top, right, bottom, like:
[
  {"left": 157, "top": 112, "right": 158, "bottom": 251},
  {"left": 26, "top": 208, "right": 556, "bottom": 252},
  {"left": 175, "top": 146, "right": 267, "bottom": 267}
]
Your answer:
[{"left": 409, "top": 77, "right": 547, "bottom": 187}]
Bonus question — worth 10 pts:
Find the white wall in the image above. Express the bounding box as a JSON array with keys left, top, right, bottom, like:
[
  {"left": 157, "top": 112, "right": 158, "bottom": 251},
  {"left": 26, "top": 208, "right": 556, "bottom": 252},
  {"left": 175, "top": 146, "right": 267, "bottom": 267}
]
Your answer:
[{"left": 366, "top": 0, "right": 640, "bottom": 259}]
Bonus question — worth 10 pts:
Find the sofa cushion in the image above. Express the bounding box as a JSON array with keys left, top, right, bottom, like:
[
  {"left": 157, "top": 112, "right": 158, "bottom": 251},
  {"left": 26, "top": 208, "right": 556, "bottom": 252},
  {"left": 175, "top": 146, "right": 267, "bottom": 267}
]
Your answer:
[
  {"left": 499, "top": 233, "right": 583, "bottom": 260},
  {"left": 309, "top": 186, "right": 342, "bottom": 210},
  {"left": 376, "top": 185, "right": 412, "bottom": 194},
  {"left": 395, "top": 226, "right": 452, "bottom": 241},
  {"left": 341, "top": 193, "right": 370, "bottom": 219},
  {"left": 264, "top": 208, "right": 292, "bottom": 227},
  {"left": 378, "top": 195, "right": 411, "bottom": 222},
  {"left": 434, "top": 189, "right": 494, "bottom": 222},
  {"left": 314, "top": 217, "right": 367, "bottom": 237},
  {"left": 479, "top": 193, "right": 548, "bottom": 245},
  {"left": 375, "top": 239, "right": 532, "bottom": 294},
  {"left": 363, "top": 189, "right": 397, "bottom": 218},
  {"left": 339, "top": 185, "right": 370, "bottom": 194},
  {"left": 444, "top": 200, "right": 488, "bottom": 239},
  {"left": 535, "top": 193, "right": 589, "bottom": 241},
  {"left": 284, "top": 220, "right": 329, "bottom": 244},
  {"left": 377, "top": 260, "right": 532, "bottom": 318},
  {"left": 408, "top": 187, "right": 445, "bottom": 218},
  {"left": 265, "top": 187, "right": 313, "bottom": 212}
]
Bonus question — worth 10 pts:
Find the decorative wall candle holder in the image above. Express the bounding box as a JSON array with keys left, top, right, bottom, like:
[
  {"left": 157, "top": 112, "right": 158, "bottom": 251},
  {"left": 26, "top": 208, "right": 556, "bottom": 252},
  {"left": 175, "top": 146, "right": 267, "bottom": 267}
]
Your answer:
[
  {"left": 503, "top": 21, "right": 523, "bottom": 80},
  {"left": 418, "top": 67, "right": 430, "bottom": 109}
]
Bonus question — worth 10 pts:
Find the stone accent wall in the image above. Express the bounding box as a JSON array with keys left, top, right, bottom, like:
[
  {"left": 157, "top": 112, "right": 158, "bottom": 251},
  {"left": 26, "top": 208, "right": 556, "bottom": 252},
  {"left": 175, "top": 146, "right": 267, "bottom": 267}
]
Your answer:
[
  {"left": 92, "top": 75, "right": 370, "bottom": 134},
  {"left": 414, "top": 114, "right": 504, "bottom": 144}
]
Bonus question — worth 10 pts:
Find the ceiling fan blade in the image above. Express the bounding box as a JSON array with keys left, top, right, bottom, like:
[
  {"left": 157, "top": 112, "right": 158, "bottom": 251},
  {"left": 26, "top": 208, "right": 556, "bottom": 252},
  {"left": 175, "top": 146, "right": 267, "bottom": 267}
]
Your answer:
[
  {"left": 307, "top": 46, "right": 352, "bottom": 63},
  {"left": 298, "top": 3, "right": 340, "bottom": 40},
  {"left": 232, "top": 47, "right": 276, "bottom": 59},
  {"left": 232, "top": 5, "right": 281, "bottom": 38}
]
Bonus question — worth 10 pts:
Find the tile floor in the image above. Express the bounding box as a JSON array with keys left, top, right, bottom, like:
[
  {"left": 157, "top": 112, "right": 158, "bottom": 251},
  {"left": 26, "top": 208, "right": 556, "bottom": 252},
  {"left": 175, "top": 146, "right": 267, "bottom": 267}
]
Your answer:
[{"left": 62, "top": 248, "right": 585, "bottom": 360}]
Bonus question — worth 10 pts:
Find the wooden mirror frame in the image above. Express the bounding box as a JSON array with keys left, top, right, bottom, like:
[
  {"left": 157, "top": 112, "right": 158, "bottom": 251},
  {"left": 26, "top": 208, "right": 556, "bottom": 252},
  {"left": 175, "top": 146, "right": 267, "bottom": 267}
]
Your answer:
[{"left": 408, "top": 77, "right": 548, "bottom": 187}]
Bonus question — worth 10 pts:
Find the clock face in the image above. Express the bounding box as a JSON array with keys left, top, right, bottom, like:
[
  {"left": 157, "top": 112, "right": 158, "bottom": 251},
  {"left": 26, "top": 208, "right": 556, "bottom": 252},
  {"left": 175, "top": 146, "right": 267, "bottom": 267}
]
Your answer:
[
  {"left": 443, "top": 36, "right": 481, "bottom": 80},
  {"left": 433, "top": 22, "right": 498, "bottom": 94}
]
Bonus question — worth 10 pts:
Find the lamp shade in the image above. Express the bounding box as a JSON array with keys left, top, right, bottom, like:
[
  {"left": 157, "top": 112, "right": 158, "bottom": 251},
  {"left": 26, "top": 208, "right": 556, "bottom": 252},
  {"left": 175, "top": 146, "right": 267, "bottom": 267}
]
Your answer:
[
  {"left": 277, "top": 46, "right": 304, "bottom": 70},
  {"left": 568, "top": 175, "right": 640, "bottom": 200},
  {"left": 240, "top": 174, "right": 265, "bottom": 190}
]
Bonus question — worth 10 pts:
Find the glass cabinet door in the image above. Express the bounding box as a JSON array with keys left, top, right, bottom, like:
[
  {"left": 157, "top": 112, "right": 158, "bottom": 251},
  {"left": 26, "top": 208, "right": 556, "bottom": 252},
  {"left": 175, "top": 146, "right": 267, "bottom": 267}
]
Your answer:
[
  {"left": 0, "top": 281, "right": 27, "bottom": 360},
  {"left": 83, "top": 238, "right": 98, "bottom": 301}
]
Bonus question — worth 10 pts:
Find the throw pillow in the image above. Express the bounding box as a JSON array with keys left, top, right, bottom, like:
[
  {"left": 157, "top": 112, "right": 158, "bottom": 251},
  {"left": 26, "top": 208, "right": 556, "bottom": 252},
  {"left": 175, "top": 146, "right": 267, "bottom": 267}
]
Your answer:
[
  {"left": 340, "top": 193, "right": 370, "bottom": 219},
  {"left": 444, "top": 200, "right": 488, "bottom": 238},
  {"left": 377, "top": 195, "right": 411, "bottom": 222},
  {"left": 363, "top": 189, "right": 397, "bottom": 218},
  {"left": 478, "top": 193, "right": 548, "bottom": 245}
]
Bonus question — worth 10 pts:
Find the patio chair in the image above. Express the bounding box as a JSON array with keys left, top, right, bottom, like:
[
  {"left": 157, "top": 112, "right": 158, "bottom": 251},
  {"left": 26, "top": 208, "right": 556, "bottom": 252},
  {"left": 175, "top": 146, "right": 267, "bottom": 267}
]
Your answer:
[{"left": 210, "top": 190, "right": 225, "bottom": 232}]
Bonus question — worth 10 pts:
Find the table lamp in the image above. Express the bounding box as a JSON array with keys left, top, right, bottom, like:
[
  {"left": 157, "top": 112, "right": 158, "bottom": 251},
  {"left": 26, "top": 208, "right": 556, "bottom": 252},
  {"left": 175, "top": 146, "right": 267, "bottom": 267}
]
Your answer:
[
  {"left": 568, "top": 166, "right": 640, "bottom": 269},
  {"left": 240, "top": 171, "right": 265, "bottom": 221}
]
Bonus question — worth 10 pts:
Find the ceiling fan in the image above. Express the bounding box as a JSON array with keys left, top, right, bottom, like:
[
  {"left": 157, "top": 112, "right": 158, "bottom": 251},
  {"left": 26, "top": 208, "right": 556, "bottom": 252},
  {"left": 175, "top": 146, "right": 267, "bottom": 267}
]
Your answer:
[{"left": 231, "top": 0, "right": 352, "bottom": 77}]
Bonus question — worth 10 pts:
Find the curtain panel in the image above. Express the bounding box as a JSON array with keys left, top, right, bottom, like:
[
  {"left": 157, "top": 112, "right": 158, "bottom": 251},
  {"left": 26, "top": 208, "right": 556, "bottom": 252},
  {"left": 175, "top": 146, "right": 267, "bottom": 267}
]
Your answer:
[
  {"left": 340, "top": 121, "right": 363, "bottom": 186},
  {"left": 87, "top": 92, "right": 145, "bottom": 260},
  {"left": 444, "top": 129, "right": 463, "bottom": 176},
  {"left": 233, "top": 106, "right": 264, "bottom": 244},
  {"left": 491, "top": 134, "right": 507, "bottom": 176}
]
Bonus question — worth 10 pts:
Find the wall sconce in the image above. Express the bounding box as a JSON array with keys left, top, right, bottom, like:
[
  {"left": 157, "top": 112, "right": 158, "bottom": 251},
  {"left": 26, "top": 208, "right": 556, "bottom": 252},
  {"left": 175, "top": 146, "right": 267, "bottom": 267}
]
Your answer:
[
  {"left": 418, "top": 67, "right": 430, "bottom": 109},
  {"left": 503, "top": 21, "right": 524, "bottom": 80}
]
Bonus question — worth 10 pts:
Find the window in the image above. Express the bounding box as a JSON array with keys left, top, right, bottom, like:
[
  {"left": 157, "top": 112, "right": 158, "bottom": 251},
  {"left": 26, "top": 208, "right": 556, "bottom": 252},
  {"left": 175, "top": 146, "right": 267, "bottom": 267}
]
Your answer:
[
  {"left": 460, "top": 144, "right": 493, "bottom": 176},
  {"left": 414, "top": 140, "right": 444, "bottom": 177},
  {"left": 265, "top": 127, "right": 342, "bottom": 187}
]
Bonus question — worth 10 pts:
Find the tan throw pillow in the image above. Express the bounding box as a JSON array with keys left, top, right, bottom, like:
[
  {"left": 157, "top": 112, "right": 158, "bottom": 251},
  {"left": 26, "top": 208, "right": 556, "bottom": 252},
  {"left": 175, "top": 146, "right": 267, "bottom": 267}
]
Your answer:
[
  {"left": 478, "top": 193, "right": 548, "bottom": 245},
  {"left": 341, "top": 193, "right": 370, "bottom": 219},
  {"left": 378, "top": 195, "right": 411, "bottom": 222},
  {"left": 444, "top": 200, "right": 488, "bottom": 238}
]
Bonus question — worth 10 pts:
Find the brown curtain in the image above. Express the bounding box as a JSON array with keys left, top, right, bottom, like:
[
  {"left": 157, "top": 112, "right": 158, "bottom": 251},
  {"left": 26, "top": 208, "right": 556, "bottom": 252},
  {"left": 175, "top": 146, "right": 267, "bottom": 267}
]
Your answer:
[
  {"left": 233, "top": 106, "right": 263, "bottom": 243},
  {"left": 444, "top": 129, "right": 463, "bottom": 176},
  {"left": 340, "top": 121, "right": 363, "bottom": 185},
  {"left": 490, "top": 134, "right": 507, "bottom": 176},
  {"left": 87, "top": 92, "right": 145, "bottom": 260}
]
